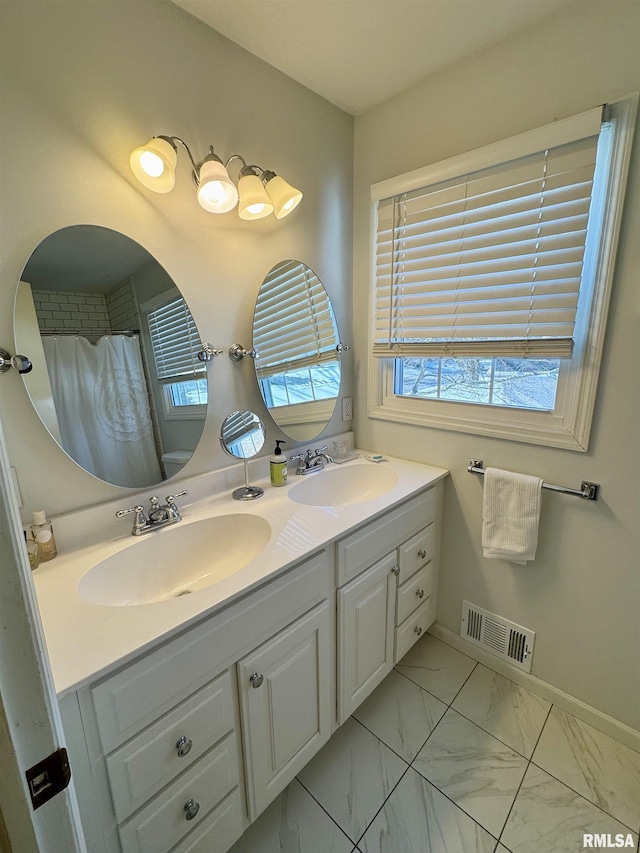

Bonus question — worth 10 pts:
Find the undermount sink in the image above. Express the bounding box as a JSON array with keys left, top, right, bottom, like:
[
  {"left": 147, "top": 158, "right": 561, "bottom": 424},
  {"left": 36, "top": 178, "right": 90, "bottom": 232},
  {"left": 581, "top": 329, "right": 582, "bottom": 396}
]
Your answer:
[
  {"left": 78, "top": 514, "right": 271, "bottom": 606},
  {"left": 288, "top": 463, "right": 398, "bottom": 507}
]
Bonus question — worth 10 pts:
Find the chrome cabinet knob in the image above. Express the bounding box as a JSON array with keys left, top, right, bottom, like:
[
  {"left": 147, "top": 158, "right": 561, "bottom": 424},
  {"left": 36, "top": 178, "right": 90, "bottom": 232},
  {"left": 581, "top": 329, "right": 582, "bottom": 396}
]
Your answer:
[
  {"left": 418, "top": 549, "right": 427, "bottom": 559},
  {"left": 414, "top": 626, "right": 423, "bottom": 636},
  {"left": 183, "top": 798, "right": 200, "bottom": 821},
  {"left": 250, "top": 672, "right": 264, "bottom": 688},
  {"left": 416, "top": 589, "right": 425, "bottom": 599},
  {"left": 175, "top": 736, "right": 193, "bottom": 757},
  {"left": 391, "top": 566, "right": 400, "bottom": 576}
]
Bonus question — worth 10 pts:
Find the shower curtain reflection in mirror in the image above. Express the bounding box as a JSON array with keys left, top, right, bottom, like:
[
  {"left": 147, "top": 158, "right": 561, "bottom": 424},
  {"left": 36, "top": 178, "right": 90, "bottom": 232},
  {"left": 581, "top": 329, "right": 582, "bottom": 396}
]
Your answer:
[{"left": 42, "top": 335, "right": 162, "bottom": 486}]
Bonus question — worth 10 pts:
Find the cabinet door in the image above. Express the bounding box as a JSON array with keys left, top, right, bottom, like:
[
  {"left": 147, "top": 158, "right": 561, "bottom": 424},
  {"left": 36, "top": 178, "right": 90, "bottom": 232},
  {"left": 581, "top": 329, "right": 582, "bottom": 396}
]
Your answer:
[
  {"left": 337, "top": 552, "right": 396, "bottom": 724},
  {"left": 238, "top": 602, "right": 331, "bottom": 820}
]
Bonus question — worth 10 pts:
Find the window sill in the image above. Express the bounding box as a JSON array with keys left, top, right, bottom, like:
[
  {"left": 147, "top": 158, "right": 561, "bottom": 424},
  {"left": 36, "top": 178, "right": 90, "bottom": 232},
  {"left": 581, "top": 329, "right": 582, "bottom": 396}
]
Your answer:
[{"left": 367, "top": 395, "right": 587, "bottom": 452}]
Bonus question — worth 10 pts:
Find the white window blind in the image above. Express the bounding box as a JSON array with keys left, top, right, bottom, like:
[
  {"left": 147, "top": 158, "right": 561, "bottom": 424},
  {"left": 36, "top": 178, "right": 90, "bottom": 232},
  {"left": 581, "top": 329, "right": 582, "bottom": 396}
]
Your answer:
[
  {"left": 147, "top": 296, "right": 205, "bottom": 381},
  {"left": 254, "top": 260, "right": 339, "bottom": 379},
  {"left": 372, "top": 109, "right": 604, "bottom": 359}
]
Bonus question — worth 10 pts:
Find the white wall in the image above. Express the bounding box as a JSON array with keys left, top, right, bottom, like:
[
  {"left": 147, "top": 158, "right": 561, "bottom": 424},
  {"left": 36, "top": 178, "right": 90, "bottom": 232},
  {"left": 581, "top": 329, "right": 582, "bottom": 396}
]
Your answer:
[
  {"left": 0, "top": 1, "right": 353, "bottom": 518},
  {"left": 353, "top": 1, "right": 640, "bottom": 729}
]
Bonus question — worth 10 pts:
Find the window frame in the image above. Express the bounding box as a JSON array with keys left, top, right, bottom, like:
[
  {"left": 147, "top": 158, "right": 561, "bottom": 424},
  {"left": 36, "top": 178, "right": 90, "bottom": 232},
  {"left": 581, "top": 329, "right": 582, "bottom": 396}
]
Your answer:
[
  {"left": 160, "top": 377, "right": 208, "bottom": 420},
  {"left": 367, "top": 95, "right": 637, "bottom": 451},
  {"left": 141, "top": 290, "right": 208, "bottom": 420}
]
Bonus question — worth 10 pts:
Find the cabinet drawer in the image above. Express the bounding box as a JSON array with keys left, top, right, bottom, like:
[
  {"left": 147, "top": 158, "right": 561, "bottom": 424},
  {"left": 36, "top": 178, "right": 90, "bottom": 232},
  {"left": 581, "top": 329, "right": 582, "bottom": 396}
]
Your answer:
[
  {"left": 106, "top": 671, "right": 234, "bottom": 822},
  {"left": 92, "top": 549, "right": 330, "bottom": 752},
  {"left": 396, "top": 563, "right": 435, "bottom": 626},
  {"left": 397, "top": 526, "right": 434, "bottom": 584},
  {"left": 171, "top": 788, "right": 244, "bottom": 853},
  {"left": 394, "top": 596, "right": 437, "bottom": 663},
  {"left": 337, "top": 490, "right": 435, "bottom": 586},
  {"left": 118, "top": 734, "right": 238, "bottom": 853}
]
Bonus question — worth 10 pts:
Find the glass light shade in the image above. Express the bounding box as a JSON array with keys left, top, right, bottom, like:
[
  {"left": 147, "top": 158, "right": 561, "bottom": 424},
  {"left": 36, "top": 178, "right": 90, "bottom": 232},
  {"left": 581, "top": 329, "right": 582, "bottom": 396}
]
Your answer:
[
  {"left": 238, "top": 174, "right": 274, "bottom": 220},
  {"left": 196, "top": 159, "right": 239, "bottom": 213},
  {"left": 129, "top": 137, "right": 177, "bottom": 193},
  {"left": 264, "top": 174, "right": 303, "bottom": 219}
]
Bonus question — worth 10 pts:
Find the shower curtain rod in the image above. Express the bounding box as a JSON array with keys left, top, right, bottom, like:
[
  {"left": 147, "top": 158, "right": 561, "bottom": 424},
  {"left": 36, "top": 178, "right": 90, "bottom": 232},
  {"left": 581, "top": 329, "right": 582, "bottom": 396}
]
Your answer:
[{"left": 40, "top": 329, "right": 140, "bottom": 336}]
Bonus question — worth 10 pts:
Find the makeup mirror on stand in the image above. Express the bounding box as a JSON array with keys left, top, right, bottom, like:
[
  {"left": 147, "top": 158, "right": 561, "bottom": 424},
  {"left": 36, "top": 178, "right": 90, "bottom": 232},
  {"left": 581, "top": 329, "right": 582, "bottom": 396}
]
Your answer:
[{"left": 220, "top": 410, "right": 266, "bottom": 500}]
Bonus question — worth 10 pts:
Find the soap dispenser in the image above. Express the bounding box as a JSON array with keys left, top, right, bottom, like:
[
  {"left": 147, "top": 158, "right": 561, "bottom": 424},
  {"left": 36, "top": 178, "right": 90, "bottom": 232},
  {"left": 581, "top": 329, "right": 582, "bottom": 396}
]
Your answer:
[
  {"left": 270, "top": 440, "right": 287, "bottom": 487},
  {"left": 30, "top": 510, "right": 57, "bottom": 562}
]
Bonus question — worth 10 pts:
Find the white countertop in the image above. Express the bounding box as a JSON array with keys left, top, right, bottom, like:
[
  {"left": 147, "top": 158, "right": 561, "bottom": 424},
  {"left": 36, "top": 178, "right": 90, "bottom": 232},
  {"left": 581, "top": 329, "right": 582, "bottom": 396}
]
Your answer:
[{"left": 33, "top": 453, "right": 448, "bottom": 697}]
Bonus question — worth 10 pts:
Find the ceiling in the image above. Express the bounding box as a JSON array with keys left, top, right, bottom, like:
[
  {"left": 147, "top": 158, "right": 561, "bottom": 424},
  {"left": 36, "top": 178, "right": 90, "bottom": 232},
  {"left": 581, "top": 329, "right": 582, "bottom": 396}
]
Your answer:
[
  {"left": 23, "top": 227, "right": 154, "bottom": 293},
  {"left": 172, "top": 0, "right": 577, "bottom": 115}
]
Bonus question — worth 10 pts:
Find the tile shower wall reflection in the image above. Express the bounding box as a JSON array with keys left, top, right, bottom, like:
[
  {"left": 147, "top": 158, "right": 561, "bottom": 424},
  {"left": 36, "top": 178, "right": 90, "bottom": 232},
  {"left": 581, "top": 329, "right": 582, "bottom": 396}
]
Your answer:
[{"left": 33, "top": 289, "right": 112, "bottom": 339}]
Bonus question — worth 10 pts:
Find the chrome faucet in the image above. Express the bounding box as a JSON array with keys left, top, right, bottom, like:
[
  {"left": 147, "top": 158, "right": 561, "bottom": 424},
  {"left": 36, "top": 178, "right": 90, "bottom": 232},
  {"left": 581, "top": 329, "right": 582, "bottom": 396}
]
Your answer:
[
  {"left": 116, "top": 490, "right": 189, "bottom": 536},
  {"left": 290, "top": 446, "right": 334, "bottom": 476}
]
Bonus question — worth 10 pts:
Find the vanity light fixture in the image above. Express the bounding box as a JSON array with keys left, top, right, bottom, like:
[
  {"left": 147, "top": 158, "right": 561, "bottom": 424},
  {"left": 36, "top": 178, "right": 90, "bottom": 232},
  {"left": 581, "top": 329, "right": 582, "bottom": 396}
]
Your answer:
[{"left": 129, "top": 136, "right": 302, "bottom": 220}]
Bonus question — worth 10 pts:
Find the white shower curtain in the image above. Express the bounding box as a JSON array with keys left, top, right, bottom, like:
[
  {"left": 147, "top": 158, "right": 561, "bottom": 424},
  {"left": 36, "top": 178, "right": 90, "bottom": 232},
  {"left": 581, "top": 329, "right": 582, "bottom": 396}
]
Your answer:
[{"left": 42, "top": 335, "right": 162, "bottom": 487}]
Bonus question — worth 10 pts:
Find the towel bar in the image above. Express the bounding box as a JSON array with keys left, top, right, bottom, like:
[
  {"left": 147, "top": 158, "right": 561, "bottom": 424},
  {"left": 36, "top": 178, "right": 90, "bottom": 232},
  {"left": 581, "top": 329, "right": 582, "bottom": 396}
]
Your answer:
[{"left": 468, "top": 460, "right": 600, "bottom": 501}]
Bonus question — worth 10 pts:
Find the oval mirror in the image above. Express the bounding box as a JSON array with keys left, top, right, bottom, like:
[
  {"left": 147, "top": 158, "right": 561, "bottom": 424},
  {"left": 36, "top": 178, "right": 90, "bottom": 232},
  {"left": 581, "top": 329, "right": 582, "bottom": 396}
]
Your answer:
[
  {"left": 14, "top": 225, "right": 208, "bottom": 489},
  {"left": 252, "top": 260, "right": 341, "bottom": 441},
  {"left": 220, "top": 410, "right": 266, "bottom": 501}
]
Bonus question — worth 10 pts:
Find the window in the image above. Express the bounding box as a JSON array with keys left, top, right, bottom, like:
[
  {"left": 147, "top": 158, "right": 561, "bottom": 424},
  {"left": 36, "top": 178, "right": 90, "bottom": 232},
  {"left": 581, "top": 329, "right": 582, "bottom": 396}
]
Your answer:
[
  {"left": 369, "top": 97, "right": 636, "bottom": 450},
  {"left": 145, "top": 294, "right": 207, "bottom": 418}
]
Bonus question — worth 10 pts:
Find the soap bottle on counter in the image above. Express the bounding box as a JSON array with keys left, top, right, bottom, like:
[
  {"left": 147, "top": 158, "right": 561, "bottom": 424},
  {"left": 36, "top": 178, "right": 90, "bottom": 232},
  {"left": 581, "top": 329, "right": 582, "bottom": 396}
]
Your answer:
[
  {"left": 30, "top": 510, "right": 57, "bottom": 562},
  {"left": 24, "top": 530, "right": 39, "bottom": 570},
  {"left": 270, "top": 440, "right": 287, "bottom": 487}
]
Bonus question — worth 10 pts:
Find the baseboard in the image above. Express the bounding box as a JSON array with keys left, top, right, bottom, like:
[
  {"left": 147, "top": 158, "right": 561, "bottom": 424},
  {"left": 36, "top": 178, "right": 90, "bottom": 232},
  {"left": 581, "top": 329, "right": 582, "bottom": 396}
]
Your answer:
[{"left": 428, "top": 622, "right": 640, "bottom": 755}]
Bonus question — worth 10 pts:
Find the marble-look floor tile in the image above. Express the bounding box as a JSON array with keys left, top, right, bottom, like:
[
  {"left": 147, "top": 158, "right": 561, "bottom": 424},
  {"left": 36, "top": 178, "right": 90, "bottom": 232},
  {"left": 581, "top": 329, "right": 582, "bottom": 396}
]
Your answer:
[
  {"left": 413, "top": 708, "right": 528, "bottom": 837},
  {"left": 394, "top": 634, "right": 477, "bottom": 704},
  {"left": 353, "top": 669, "right": 448, "bottom": 762},
  {"left": 297, "top": 717, "right": 408, "bottom": 843},
  {"left": 452, "top": 664, "right": 550, "bottom": 758},
  {"left": 501, "top": 764, "right": 638, "bottom": 853},
  {"left": 532, "top": 706, "right": 640, "bottom": 831},
  {"left": 228, "top": 779, "right": 353, "bottom": 853},
  {"left": 359, "top": 766, "right": 497, "bottom": 853},
  {"left": 495, "top": 846, "right": 512, "bottom": 852}
]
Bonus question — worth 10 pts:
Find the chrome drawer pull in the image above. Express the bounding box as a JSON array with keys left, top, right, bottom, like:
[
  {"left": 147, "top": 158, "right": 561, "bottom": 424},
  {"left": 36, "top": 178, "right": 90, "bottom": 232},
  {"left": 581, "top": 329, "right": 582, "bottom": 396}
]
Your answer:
[
  {"left": 391, "top": 566, "right": 400, "bottom": 576},
  {"left": 418, "top": 549, "right": 427, "bottom": 559},
  {"left": 183, "top": 798, "right": 200, "bottom": 821},
  {"left": 175, "top": 736, "right": 193, "bottom": 758},
  {"left": 250, "top": 672, "right": 264, "bottom": 688},
  {"left": 416, "top": 589, "right": 425, "bottom": 599},
  {"left": 414, "top": 626, "right": 423, "bottom": 636}
]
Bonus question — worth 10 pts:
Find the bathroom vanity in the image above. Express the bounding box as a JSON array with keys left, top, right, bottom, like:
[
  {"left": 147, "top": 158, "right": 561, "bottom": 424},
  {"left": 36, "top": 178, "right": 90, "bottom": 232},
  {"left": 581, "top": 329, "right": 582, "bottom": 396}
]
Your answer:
[{"left": 33, "top": 454, "right": 447, "bottom": 853}]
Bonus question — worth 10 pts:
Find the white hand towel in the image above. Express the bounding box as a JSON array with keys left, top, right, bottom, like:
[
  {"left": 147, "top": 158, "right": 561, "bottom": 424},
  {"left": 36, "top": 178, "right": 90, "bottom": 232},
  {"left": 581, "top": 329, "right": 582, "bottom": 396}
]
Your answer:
[{"left": 482, "top": 467, "right": 543, "bottom": 564}]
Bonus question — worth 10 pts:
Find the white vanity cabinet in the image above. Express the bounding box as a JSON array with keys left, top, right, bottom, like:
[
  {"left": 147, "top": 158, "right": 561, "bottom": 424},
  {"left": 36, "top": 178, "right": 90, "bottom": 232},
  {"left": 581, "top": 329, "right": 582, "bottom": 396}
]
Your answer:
[
  {"left": 56, "top": 474, "right": 445, "bottom": 853},
  {"left": 337, "top": 484, "right": 442, "bottom": 723},
  {"left": 63, "top": 548, "right": 332, "bottom": 853}
]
